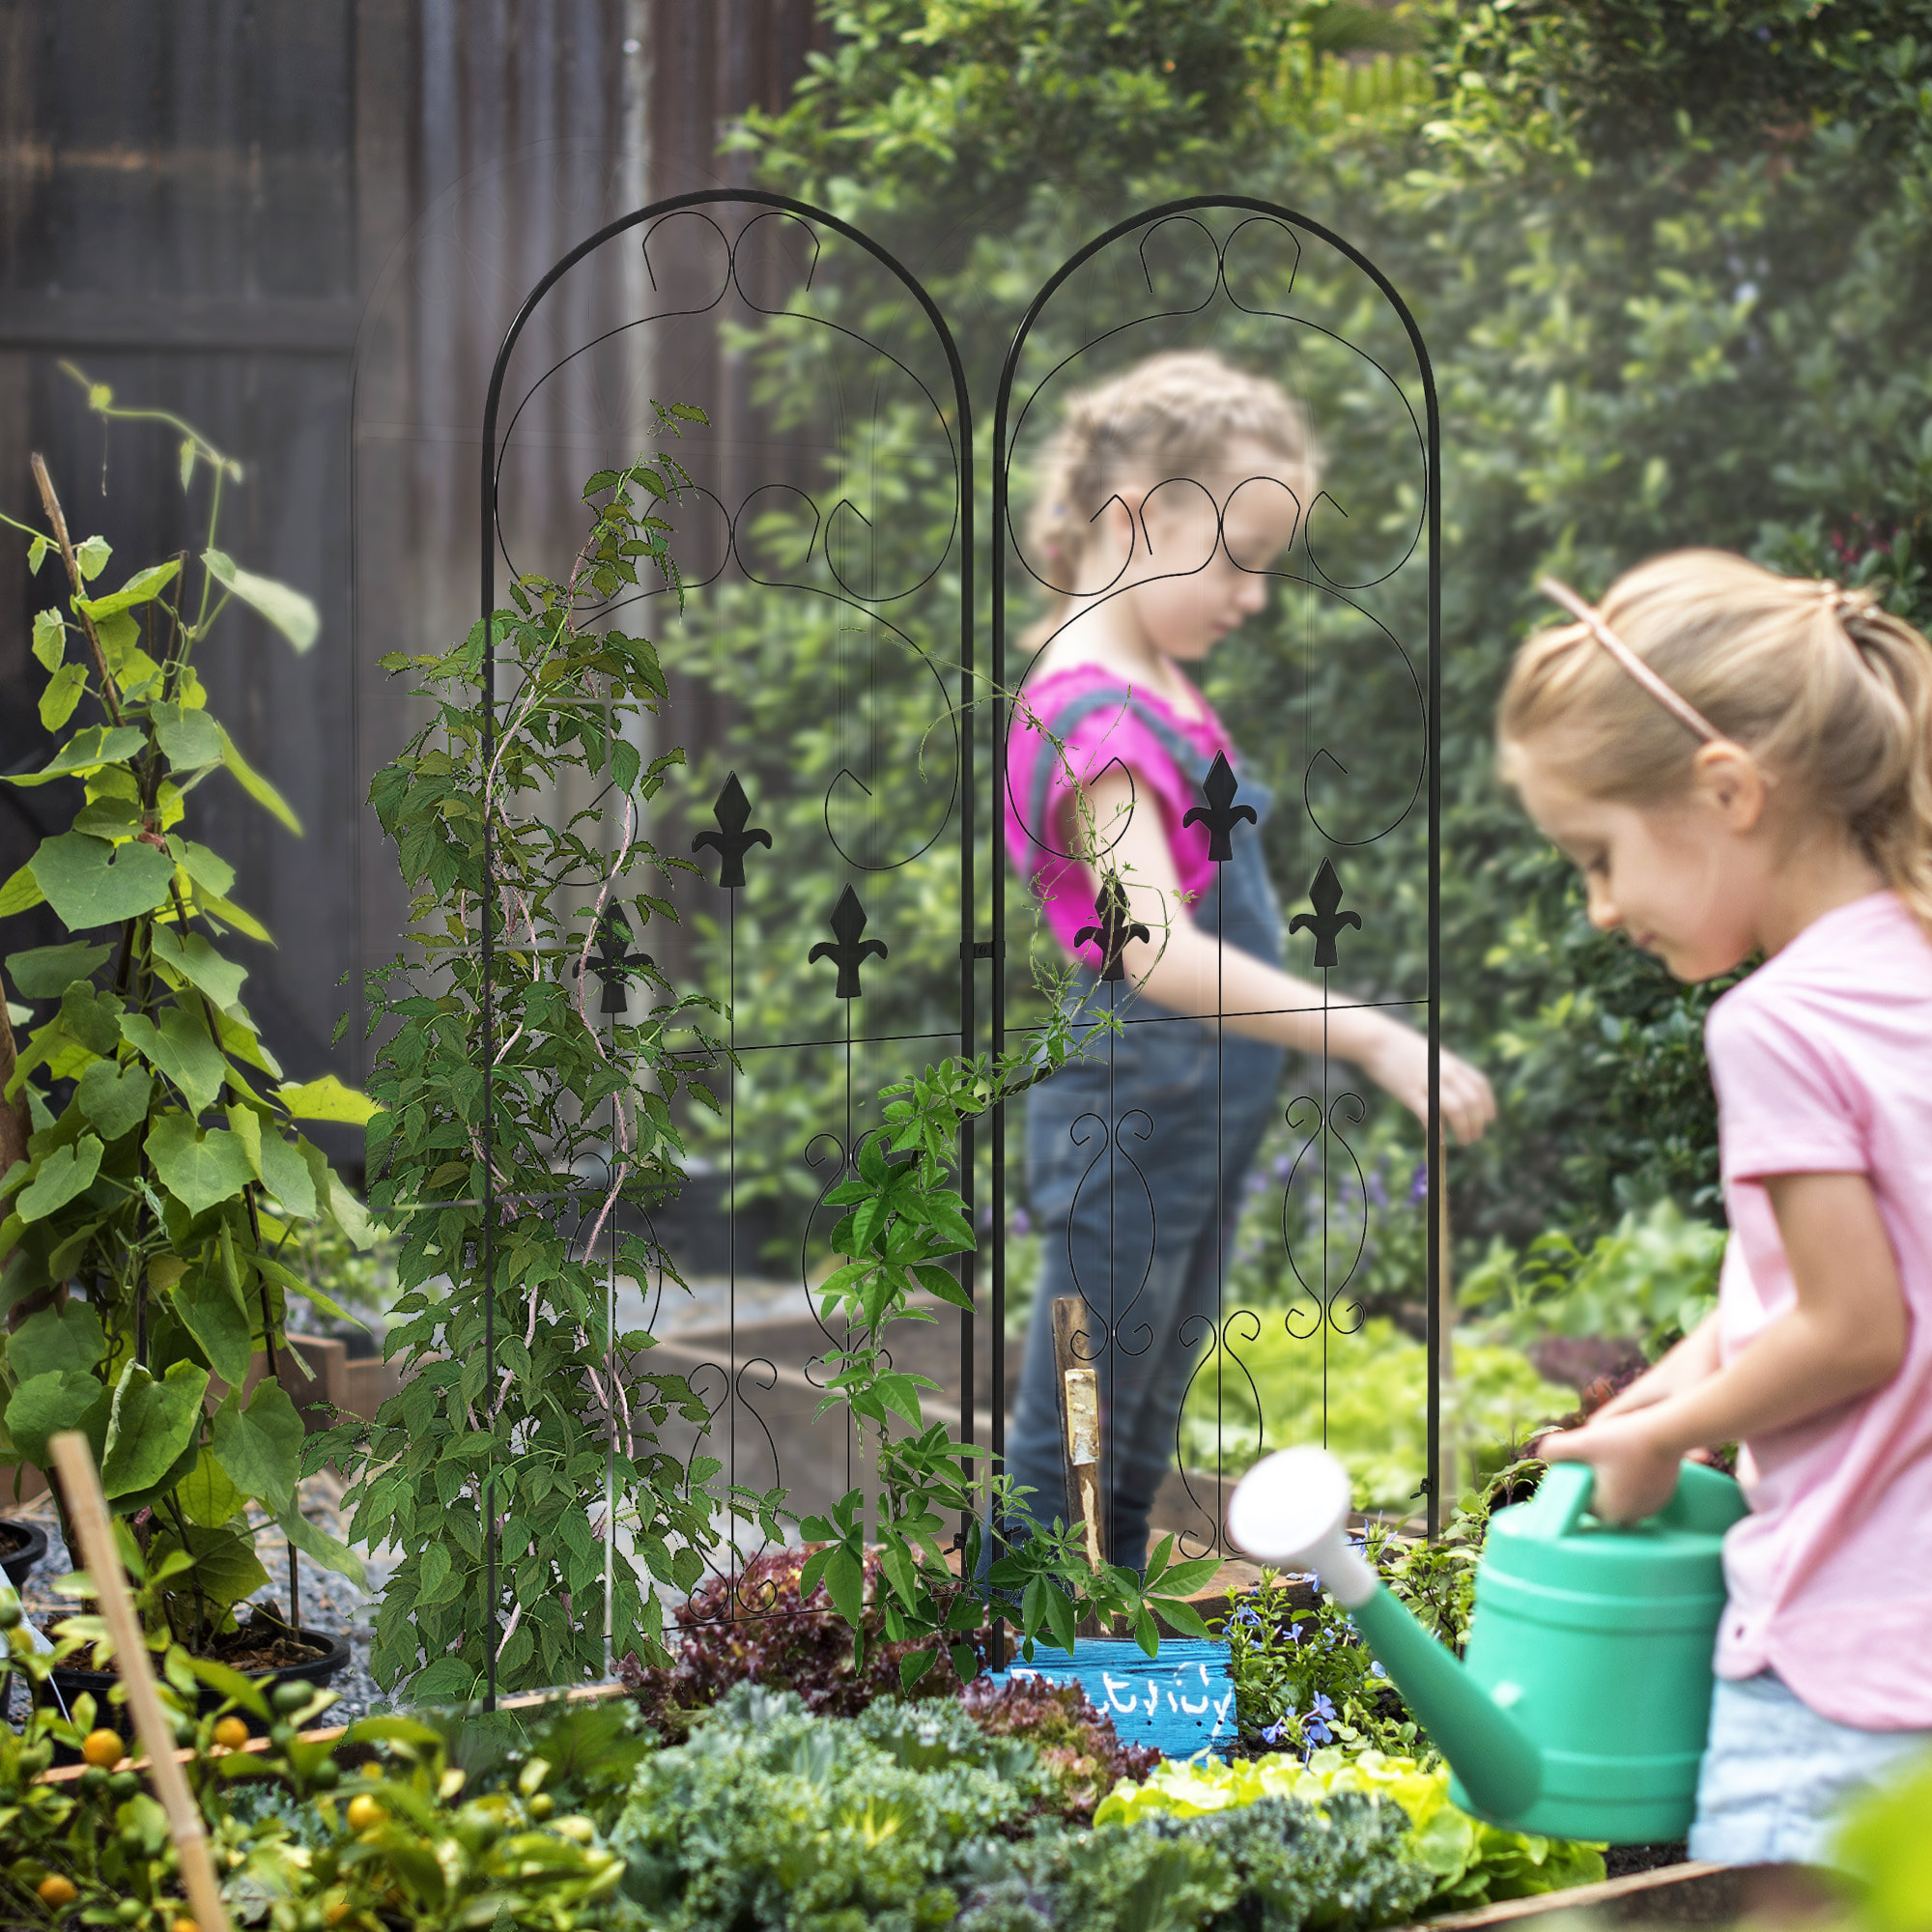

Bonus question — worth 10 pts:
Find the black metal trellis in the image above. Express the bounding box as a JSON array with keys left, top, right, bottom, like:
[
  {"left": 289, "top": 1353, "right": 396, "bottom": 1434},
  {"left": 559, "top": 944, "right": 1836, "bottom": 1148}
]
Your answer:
[
  {"left": 469, "top": 188, "right": 1440, "bottom": 1708},
  {"left": 988, "top": 196, "right": 1443, "bottom": 1575}
]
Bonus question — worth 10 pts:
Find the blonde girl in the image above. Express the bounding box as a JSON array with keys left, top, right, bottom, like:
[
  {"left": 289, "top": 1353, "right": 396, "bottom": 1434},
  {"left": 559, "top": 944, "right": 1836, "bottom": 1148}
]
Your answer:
[
  {"left": 1501, "top": 551, "right": 1932, "bottom": 1867},
  {"left": 1003, "top": 351, "right": 1493, "bottom": 1569}
]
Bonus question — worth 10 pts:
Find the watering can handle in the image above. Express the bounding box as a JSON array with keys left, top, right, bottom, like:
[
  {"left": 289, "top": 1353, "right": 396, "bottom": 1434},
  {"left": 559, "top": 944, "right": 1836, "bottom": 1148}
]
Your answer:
[{"left": 1520, "top": 1460, "right": 1595, "bottom": 1540}]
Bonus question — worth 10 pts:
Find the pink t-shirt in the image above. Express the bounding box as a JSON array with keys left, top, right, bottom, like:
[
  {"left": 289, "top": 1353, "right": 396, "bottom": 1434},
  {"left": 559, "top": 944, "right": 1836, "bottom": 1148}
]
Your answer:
[
  {"left": 1705, "top": 890, "right": 1932, "bottom": 1728},
  {"left": 1005, "top": 666, "right": 1234, "bottom": 966}
]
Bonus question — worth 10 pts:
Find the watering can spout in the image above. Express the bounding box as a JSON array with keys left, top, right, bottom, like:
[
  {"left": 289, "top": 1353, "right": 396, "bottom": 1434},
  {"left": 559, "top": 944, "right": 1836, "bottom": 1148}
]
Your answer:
[{"left": 1228, "top": 1448, "right": 1545, "bottom": 1825}]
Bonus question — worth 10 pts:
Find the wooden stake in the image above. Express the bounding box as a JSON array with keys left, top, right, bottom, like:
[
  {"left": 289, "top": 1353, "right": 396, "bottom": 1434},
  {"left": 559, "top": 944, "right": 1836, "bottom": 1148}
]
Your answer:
[
  {"left": 49, "top": 1432, "right": 230, "bottom": 1932},
  {"left": 1049, "top": 1296, "right": 1090, "bottom": 1539},
  {"left": 1062, "top": 1368, "right": 1105, "bottom": 1572},
  {"left": 1435, "top": 1141, "right": 1457, "bottom": 1523}
]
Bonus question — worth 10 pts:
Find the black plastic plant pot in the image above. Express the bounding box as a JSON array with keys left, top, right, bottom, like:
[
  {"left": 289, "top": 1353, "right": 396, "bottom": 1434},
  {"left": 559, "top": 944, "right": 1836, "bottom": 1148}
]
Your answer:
[
  {"left": 43, "top": 1622, "right": 353, "bottom": 1757},
  {"left": 0, "top": 1519, "right": 47, "bottom": 1590}
]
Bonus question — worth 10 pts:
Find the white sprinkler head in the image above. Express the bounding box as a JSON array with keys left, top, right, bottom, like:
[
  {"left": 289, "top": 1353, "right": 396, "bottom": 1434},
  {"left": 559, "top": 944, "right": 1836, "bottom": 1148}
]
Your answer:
[{"left": 1227, "top": 1446, "right": 1378, "bottom": 1608}]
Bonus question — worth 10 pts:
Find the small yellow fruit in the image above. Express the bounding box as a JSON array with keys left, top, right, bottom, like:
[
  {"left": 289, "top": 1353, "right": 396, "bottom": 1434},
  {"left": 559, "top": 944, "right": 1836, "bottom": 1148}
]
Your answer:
[
  {"left": 344, "top": 1795, "right": 386, "bottom": 1833},
  {"left": 37, "top": 1874, "right": 77, "bottom": 1908},
  {"left": 552, "top": 1815, "right": 595, "bottom": 1843},
  {"left": 79, "top": 1731, "right": 124, "bottom": 1770},
  {"left": 172, "top": 1919, "right": 198, "bottom": 1932},
  {"left": 212, "top": 1717, "right": 250, "bottom": 1751}
]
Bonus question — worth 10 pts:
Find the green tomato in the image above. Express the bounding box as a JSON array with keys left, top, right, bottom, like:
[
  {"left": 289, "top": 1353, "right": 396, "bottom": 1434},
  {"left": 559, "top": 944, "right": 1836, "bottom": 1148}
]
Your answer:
[
  {"left": 308, "top": 1759, "right": 341, "bottom": 1791},
  {"left": 108, "top": 1773, "right": 140, "bottom": 1801},
  {"left": 270, "top": 1680, "right": 312, "bottom": 1717},
  {"left": 268, "top": 1723, "right": 296, "bottom": 1751},
  {"left": 79, "top": 1767, "right": 109, "bottom": 1799},
  {"left": 115, "top": 1898, "right": 146, "bottom": 1924}
]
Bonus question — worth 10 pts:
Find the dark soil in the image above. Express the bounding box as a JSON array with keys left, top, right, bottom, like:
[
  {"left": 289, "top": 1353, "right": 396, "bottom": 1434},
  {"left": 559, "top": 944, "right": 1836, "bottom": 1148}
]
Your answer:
[
  {"left": 0, "top": 1523, "right": 28, "bottom": 1557},
  {"left": 38, "top": 1615, "right": 327, "bottom": 1676},
  {"left": 1605, "top": 1841, "right": 1690, "bottom": 1877}
]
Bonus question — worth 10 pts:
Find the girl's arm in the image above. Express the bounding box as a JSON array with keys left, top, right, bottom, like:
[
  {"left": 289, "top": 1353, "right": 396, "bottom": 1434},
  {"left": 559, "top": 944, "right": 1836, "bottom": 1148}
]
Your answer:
[
  {"left": 1078, "top": 766, "right": 1495, "bottom": 1144},
  {"left": 1587, "top": 1310, "right": 1723, "bottom": 1419},
  {"left": 1543, "top": 1172, "right": 1908, "bottom": 1521}
]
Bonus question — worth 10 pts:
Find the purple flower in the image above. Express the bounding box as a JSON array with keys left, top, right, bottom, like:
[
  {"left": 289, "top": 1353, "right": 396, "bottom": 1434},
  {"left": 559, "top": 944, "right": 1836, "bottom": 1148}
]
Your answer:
[
  {"left": 1260, "top": 1718, "right": 1293, "bottom": 1747},
  {"left": 1371, "top": 1662, "right": 1387, "bottom": 1680},
  {"left": 1365, "top": 1164, "right": 1388, "bottom": 1210},
  {"left": 1245, "top": 1171, "right": 1268, "bottom": 1197},
  {"left": 1310, "top": 1692, "right": 1337, "bottom": 1722},
  {"left": 1010, "top": 1208, "right": 1032, "bottom": 1236},
  {"left": 1407, "top": 1162, "right": 1429, "bottom": 1206},
  {"left": 1273, "top": 1153, "right": 1294, "bottom": 1182}
]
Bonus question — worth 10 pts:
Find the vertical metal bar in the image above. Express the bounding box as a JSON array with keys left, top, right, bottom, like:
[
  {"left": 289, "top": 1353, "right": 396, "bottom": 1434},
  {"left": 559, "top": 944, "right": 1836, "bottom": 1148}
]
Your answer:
[
  {"left": 988, "top": 333, "right": 1011, "bottom": 1670},
  {"left": 479, "top": 347, "right": 499, "bottom": 1712},
  {"left": 1425, "top": 334, "right": 1443, "bottom": 1545},
  {"left": 957, "top": 348, "right": 977, "bottom": 1550}
]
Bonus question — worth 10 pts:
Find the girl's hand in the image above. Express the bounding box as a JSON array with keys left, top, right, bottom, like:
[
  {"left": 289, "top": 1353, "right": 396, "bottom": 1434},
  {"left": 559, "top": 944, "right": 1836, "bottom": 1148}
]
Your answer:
[
  {"left": 1540, "top": 1416, "right": 1685, "bottom": 1525},
  {"left": 1358, "top": 1024, "right": 1496, "bottom": 1145}
]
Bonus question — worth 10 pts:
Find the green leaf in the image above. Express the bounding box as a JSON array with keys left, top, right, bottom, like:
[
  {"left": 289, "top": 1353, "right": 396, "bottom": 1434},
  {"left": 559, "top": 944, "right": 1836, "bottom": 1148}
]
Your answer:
[
  {"left": 179, "top": 440, "right": 197, "bottom": 493},
  {"left": 121, "top": 1009, "right": 227, "bottom": 1114},
  {"left": 202, "top": 550, "right": 319, "bottom": 654},
  {"left": 154, "top": 705, "right": 222, "bottom": 774},
  {"left": 176, "top": 1447, "right": 245, "bottom": 1529},
  {"left": 173, "top": 1263, "right": 255, "bottom": 1387},
  {"left": 26, "top": 534, "right": 48, "bottom": 576},
  {"left": 145, "top": 1116, "right": 253, "bottom": 1215},
  {"left": 76, "top": 1059, "right": 153, "bottom": 1143},
  {"left": 17, "top": 1135, "right": 103, "bottom": 1222},
  {"left": 211, "top": 1379, "right": 303, "bottom": 1514},
  {"left": 0, "top": 864, "right": 45, "bottom": 918},
  {"left": 822, "top": 1541, "right": 865, "bottom": 1628},
  {"left": 29, "top": 831, "right": 175, "bottom": 928},
  {"left": 172, "top": 839, "right": 237, "bottom": 899},
  {"left": 6, "top": 725, "right": 146, "bottom": 787},
  {"left": 59, "top": 982, "right": 122, "bottom": 1057},
  {"left": 279, "top": 1500, "right": 366, "bottom": 1588},
  {"left": 6, "top": 941, "right": 111, "bottom": 999},
  {"left": 32, "top": 610, "right": 67, "bottom": 671},
  {"left": 1151, "top": 1598, "right": 1211, "bottom": 1641},
  {"left": 149, "top": 927, "right": 246, "bottom": 1009},
  {"left": 155, "top": 1520, "right": 270, "bottom": 1614},
  {"left": 38, "top": 663, "right": 87, "bottom": 731},
  {"left": 76, "top": 559, "right": 180, "bottom": 621},
  {"left": 73, "top": 534, "right": 111, "bottom": 582},
  {"left": 9, "top": 1300, "right": 106, "bottom": 1381},
  {"left": 1040, "top": 1577, "right": 1078, "bottom": 1655},
  {"left": 277, "top": 1075, "right": 381, "bottom": 1125},
  {"left": 300, "top": 1140, "right": 375, "bottom": 1249},
  {"left": 258, "top": 1133, "right": 317, "bottom": 1218},
  {"left": 214, "top": 724, "right": 300, "bottom": 833},
  {"left": 101, "top": 1360, "right": 210, "bottom": 1499},
  {"left": 5, "top": 1369, "right": 108, "bottom": 1470}
]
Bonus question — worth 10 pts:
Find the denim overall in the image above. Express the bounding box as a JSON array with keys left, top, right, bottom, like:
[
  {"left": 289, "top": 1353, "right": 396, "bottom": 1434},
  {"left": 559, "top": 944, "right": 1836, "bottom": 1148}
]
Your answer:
[{"left": 1008, "top": 686, "right": 1286, "bottom": 1570}]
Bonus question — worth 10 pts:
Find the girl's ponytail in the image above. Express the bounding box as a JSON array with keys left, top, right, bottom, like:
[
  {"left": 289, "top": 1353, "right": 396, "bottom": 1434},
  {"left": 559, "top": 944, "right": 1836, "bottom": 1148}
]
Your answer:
[
  {"left": 1837, "top": 591, "right": 1932, "bottom": 936},
  {"left": 1499, "top": 550, "right": 1932, "bottom": 943}
]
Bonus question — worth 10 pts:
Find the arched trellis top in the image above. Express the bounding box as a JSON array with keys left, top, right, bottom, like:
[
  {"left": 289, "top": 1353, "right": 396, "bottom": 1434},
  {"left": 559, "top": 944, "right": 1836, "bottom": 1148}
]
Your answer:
[
  {"left": 984, "top": 193, "right": 1445, "bottom": 1539},
  {"left": 470, "top": 190, "right": 979, "bottom": 1705}
]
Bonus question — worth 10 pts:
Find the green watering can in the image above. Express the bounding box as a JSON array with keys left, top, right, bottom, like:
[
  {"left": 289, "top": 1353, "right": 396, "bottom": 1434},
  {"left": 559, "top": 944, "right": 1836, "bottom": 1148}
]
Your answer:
[{"left": 1227, "top": 1446, "right": 1748, "bottom": 1844}]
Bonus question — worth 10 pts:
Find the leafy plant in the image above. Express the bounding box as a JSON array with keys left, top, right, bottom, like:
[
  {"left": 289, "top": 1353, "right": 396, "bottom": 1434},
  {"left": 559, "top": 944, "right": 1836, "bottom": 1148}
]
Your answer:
[
  {"left": 957, "top": 1789, "right": 1432, "bottom": 1932},
  {"left": 796, "top": 1028, "right": 1227, "bottom": 1685},
  {"left": 1095, "top": 1749, "right": 1605, "bottom": 1913},
  {"left": 1179, "top": 1316, "right": 1571, "bottom": 1509},
  {"left": 620, "top": 1544, "right": 988, "bottom": 1728},
  {"left": 0, "top": 374, "right": 370, "bottom": 1649},
  {"left": 1462, "top": 1199, "right": 1726, "bottom": 1366},
  {"left": 313, "top": 430, "right": 788, "bottom": 1699},
  {"left": 610, "top": 1684, "right": 1042, "bottom": 1931},
  {"left": 957, "top": 1674, "right": 1160, "bottom": 1826}
]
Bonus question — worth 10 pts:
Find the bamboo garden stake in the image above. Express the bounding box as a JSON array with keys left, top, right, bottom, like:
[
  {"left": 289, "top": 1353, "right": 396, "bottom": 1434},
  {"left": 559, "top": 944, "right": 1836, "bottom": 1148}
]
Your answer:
[{"left": 48, "top": 1432, "right": 231, "bottom": 1932}]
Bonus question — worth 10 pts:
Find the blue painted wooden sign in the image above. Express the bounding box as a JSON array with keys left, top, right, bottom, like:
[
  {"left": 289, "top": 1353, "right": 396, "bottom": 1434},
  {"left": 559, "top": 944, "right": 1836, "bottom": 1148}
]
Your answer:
[{"left": 994, "top": 1637, "right": 1236, "bottom": 1756}]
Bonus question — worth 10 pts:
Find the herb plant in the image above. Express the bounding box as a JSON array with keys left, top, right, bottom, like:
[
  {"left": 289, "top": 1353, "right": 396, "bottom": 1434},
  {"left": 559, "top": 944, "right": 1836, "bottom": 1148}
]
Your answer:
[
  {"left": 0, "top": 376, "right": 370, "bottom": 1652},
  {"left": 316, "top": 431, "right": 784, "bottom": 1698}
]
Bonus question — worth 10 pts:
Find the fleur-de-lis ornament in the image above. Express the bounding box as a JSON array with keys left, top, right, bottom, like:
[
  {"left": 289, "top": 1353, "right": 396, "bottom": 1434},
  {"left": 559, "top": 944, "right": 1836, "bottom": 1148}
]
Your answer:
[
  {"left": 1288, "top": 858, "right": 1361, "bottom": 968},
  {"left": 593, "top": 904, "right": 654, "bottom": 1014},
  {"left": 1180, "top": 750, "right": 1257, "bottom": 863},
  {"left": 1074, "top": 872, "right": 1151, "bottom": 983},
  {"left": 810, "top": 884, "right": 889, "bottom": 999},
  {"left": 691, "top": 771, "right": 772, "bottom": 889}
]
